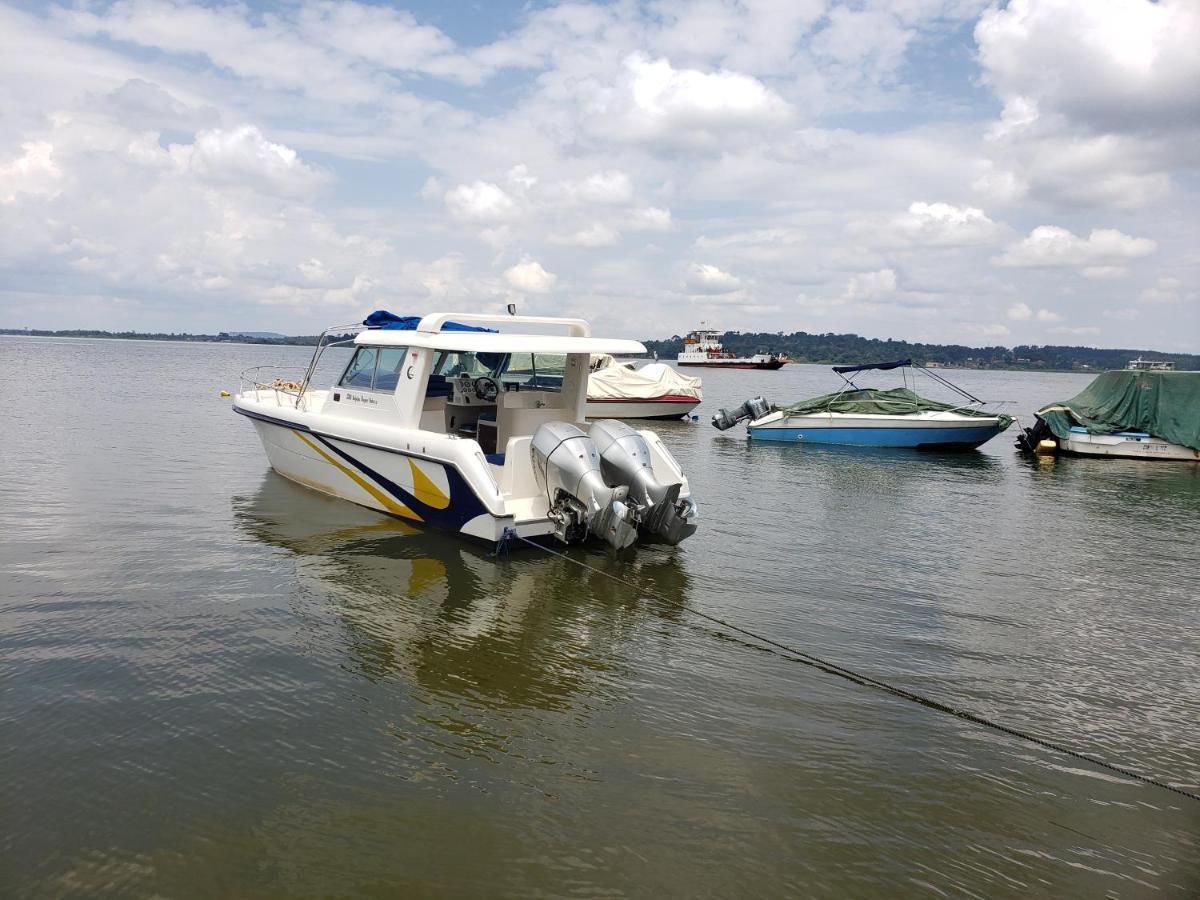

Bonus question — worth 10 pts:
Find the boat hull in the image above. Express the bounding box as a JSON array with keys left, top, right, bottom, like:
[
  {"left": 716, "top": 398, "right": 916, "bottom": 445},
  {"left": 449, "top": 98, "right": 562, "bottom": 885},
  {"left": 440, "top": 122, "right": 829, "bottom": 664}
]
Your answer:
[
  {"left": 1058, "top": 429, "right": 1199, "bottom": 461},
  {"left": 677, "top": 360, "right": 786, "bottom": 370},
  {"left": 235, "top": 404, "right": 527, "bottom": 543},
  {"left": 585, "top": 397, "right": 700, "bottom": 419},
  {"left": 748, "top": 415, "right": 1006, "bottom": 450}
]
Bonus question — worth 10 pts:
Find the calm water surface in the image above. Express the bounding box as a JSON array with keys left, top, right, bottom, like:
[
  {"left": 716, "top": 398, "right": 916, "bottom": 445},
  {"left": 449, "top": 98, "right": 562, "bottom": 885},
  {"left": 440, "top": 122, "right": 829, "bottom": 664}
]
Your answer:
[{"left": 2, "top": 336, "right": 1198, "bottom": 898}]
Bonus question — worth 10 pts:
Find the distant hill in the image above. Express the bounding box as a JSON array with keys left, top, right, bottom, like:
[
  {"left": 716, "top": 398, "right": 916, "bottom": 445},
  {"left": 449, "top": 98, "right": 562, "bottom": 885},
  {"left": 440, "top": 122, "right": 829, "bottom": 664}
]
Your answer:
[
  {"left": 641, "top": 330, "right": 1198, "bottom": 372},
  {"left": 2, "top": 326, "right": 1194, "bottom": 371}
]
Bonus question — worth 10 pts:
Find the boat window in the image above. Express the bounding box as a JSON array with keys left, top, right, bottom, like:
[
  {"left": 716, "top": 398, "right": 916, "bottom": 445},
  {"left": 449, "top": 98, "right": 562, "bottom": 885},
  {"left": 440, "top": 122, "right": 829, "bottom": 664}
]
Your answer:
[
  {"left": 339, "top": 347, "right": 379, "bottom": 388},
  {"left": 501, "top": 353, "right": 566, "bottom": 391},
  {"left": 372, "top": 347, "right": 409, "bottom": 391},
  {"left": 427, "top": 350, "right": 505, "bottom": 397}
]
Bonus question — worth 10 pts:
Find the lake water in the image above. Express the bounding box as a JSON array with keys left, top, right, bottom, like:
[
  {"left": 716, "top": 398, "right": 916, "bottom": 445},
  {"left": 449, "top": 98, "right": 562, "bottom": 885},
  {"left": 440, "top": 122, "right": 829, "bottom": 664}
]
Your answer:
[{"left": 2, "top": 336, "right": 1198, "bottom": 898}]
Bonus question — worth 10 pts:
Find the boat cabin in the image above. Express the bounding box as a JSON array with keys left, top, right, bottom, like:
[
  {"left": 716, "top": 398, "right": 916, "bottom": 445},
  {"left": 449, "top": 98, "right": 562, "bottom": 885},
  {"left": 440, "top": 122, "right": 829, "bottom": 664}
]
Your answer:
[{"left": 306, "top": 313, "right": 644, "bottom": 458}]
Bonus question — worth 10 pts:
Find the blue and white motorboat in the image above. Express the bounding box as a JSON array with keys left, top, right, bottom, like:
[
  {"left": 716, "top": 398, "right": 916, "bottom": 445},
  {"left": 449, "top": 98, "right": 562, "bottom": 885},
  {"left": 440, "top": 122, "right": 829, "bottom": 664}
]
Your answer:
[{"left": 711, "top": 360, "right": 1013, "bottom": 450}]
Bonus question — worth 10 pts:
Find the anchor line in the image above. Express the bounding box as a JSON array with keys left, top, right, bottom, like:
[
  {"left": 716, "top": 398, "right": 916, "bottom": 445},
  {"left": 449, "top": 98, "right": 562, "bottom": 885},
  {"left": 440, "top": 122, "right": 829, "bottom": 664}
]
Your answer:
[{"left": 509, "top": 533, "right": 1200, "bottom": 805}]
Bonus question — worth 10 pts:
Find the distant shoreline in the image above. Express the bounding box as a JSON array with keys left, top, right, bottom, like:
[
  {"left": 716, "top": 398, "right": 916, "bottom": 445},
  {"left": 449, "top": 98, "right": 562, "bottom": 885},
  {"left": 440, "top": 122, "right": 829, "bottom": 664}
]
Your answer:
[{"left": 2, "top": 328, "right": 1193, "bottom": 372}]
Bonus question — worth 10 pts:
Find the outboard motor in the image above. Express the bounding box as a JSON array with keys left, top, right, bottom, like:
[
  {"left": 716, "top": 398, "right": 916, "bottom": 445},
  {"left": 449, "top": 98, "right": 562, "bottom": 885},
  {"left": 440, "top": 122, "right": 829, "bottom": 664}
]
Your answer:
[
  {"left": 711, "top": 396, "right": 771, "bottom": 431},
  {"left": 588, "top": 420, "right": 699, "bottom": 545},
  {"left": 530, "top": 422, "right": 639, "bottom": 549}
]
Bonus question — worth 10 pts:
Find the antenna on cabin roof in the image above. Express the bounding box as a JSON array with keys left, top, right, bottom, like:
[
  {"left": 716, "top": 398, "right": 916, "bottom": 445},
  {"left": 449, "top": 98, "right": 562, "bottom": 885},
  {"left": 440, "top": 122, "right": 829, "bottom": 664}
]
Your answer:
[{"left": 506, "top": 303, "right": 517, "bottom": 316}]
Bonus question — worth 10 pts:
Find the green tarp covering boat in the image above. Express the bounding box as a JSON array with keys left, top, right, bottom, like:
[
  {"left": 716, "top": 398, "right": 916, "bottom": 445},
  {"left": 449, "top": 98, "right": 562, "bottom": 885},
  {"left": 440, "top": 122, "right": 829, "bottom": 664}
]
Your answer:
[
  {"left": 779, "top": 387, "right": 1013, "bottom": 429},
  {"left": 1034, "top": 370, "right": 1200, "bottom": 451}
]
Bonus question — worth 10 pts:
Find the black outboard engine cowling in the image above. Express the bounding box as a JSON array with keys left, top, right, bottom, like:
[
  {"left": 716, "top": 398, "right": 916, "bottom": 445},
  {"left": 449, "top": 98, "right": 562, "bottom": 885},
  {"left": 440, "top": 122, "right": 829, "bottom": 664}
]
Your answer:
[{"left": 711, "top": 396, "right": 771, "bottom": 431}]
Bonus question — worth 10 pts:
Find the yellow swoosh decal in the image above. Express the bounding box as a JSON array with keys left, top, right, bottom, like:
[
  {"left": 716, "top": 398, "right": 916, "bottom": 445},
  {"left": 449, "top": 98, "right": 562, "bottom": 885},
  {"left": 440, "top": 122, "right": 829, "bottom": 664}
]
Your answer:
[
  {"left": 408, "top": 459, "right": 450, "bottom": 509},
  {"left": 293, "top": 431, "right": 422, "bottom": 522}
]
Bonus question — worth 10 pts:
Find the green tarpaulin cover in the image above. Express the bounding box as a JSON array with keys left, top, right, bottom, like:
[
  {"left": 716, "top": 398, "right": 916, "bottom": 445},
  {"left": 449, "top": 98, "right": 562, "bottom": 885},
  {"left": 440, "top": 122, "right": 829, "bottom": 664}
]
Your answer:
[
  {"left": 1036, "top": 370, "right": 1200, "bottom": 450},
  {"left": 780, "top": 387, "right": 1012, "bottom": 428}
]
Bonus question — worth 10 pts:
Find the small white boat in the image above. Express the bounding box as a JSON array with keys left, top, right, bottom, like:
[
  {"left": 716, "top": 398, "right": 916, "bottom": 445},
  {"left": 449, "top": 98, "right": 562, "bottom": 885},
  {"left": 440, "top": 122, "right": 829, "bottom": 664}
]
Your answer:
[
  {"left": 1057, "top": 428, "right": 1198, "bottom": 460},
  {"left": 233, "top": 311, "right": 699, "bottom": 549},
  {"left": 712, "top": 359, "right": 1012, "bottom": 450},
  {"left": 586, "top": 355, "right": 702, "bottom": 420},
  {"left": 1018, "top": 369, "right": 1199, "bottom": 461}
]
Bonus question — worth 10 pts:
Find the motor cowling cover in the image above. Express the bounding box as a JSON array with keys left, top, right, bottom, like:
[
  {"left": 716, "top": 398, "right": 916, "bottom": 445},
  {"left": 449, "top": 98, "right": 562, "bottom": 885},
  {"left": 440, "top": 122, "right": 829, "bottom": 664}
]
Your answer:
[
  {"left": 588, "top": 419, "right": 698, "bottom": 545},
  {"left": 530, "top": 421, "right": 637, "bottom": 549}
]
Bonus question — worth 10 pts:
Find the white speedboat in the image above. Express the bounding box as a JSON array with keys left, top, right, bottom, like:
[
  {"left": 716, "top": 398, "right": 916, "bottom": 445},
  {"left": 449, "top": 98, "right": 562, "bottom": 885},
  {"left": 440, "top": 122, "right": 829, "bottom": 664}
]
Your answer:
[
  {"left": 1017, "top": 369, "right": 1199, "bottom": 461},
  {"left": 233, "top": 311, "right": 699, "bottom": 549},
  {"left": 586, "top": 355, "right": 702, "bottom": 420},
  {"left": 712, "top": 360, "right": 1012, "bottom": 450}
]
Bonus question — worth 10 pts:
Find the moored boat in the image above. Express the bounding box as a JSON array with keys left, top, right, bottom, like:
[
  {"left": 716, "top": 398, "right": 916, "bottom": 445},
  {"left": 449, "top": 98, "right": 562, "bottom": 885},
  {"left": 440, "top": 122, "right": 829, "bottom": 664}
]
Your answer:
[
  {"left": 677, "top": 326, "right": 788, "bottom": 369},
  {"left": 586, "top": 354, "right": 702, "bottom": 420},
  {"left": 233, "top": 311, "right": 699, "bottom": 549},
  {"left": 712, "top": 359, "right": 1012, "bottom": 450},
  {"left": 1016, "top": 369, "right": 1200, "bottom": 461}
]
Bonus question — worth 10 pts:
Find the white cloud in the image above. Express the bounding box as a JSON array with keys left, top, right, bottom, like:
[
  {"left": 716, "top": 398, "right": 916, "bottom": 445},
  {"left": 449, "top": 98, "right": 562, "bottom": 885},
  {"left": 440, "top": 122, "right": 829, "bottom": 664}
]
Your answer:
[
  {"left": 169, "top": 125, "right": 326, "bottom": 196},
  {"left": 444, "top": 181, "right": 518, "bottom": 223},
  {"left": 598, "top": 54, "right": 791, "bottom": 147},
  {"left": 858, "top": 201, "right": 1004, "bottom": 247},
  {"left": 997, "top": 226, "right": 1156, "bottom": 270},
  {"left": 976, "top": 0, "right": 1200, "bottom": 137},
  {"left": 627, "top": 207, "right": 673, "bottom": 231},
  {"left": 845, "top": 268, "right": 897, "bottom": 300},
  {"left": 0, "top": 141, "right": 62, "bottom": 203},
  {"left": 504, "top": 258, "right": 557, "bottom": 293},
  {"left": 684, "top": 263, "right": 743, "bottom": 295},
  {"left": 551, "top": 223, "right": 619, "bottom": 248},
  {"left": 1138, "top": 277, "right": 1191, "bottom": 305}
]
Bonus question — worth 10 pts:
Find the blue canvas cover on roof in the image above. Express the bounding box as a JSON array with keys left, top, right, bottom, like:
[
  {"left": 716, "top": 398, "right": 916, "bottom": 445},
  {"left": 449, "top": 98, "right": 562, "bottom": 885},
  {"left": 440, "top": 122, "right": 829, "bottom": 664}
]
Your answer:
[{"left": 363, "top": 310, "right": 496, "bottom": 332}]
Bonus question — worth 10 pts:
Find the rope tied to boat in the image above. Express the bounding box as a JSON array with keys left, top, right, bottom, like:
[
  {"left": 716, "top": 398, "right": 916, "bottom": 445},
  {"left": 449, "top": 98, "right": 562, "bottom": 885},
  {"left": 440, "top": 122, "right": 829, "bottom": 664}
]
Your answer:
[{"left": 508, "top": 533, "right": 1200, "bottom": 805}]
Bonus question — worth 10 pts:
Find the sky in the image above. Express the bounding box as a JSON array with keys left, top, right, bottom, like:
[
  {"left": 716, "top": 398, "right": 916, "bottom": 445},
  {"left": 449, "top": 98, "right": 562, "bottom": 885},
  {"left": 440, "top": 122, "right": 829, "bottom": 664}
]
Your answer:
[{"left": 0, "top": 0, "right": 1196, "bottom": 349}]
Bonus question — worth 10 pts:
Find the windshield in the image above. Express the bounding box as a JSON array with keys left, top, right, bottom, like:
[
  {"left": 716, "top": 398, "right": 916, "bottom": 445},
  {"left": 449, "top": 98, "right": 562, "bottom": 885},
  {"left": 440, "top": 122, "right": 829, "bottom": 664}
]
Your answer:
[{"left": 499, "top": 353, "right": 566, "bottom": 392}]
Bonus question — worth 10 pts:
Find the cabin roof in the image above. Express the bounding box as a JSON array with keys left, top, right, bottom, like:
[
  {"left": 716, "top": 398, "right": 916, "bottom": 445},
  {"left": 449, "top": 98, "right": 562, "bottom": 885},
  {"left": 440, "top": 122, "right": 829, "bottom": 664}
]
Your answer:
[{"left": 355, "top": 329, "right": 646, "bottom": 356}]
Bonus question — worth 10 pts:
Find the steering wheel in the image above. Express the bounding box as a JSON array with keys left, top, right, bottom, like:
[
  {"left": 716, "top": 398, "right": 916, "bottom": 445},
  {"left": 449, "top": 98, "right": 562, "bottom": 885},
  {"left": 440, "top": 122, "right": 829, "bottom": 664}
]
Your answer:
[{"left": 473, "top": 376, "right": 500, "bottom": 402}]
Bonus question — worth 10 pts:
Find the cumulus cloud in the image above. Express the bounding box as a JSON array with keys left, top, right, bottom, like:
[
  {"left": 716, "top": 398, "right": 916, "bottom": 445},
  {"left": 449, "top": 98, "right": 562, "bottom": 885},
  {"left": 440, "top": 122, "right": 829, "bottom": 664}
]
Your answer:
[
  {"left": 167, "top": 125, "right": 327, "bottom": 195},
  {"left": 1007, "top": 303, "right": 1062, "bottom": 322},
  {"left": 855, "top": 201, "right": 1004, "bottom": 247},
  {"left": 1138, "top": 277, "right": 1191, "bottom": 305},
  {"left": 597, "top": 54, "right": 791, "bottom": 147},
  {"left": 504, "top": 258, "right": 557, "bottom": 293},
  {"left": 684, "top": 263, "right": 743, "bottom": 295},
  {"left": 845, "top": 268, "right": 897, "bottom": 301},
  {"left": 444, "top": 181, "right": 518, "bottom": 223},
  {"left": 976, "top": 0, "right": 1199, "bottom": 210},
  {"left": 976, "top": 0, "right": 1200, "bottom": 136},
  {"left": 996, "top": 226, "right": 1156, "bottom": 270},
  {"left": 551, "top": 223, "right": 619, "bottom": 248},
  {"left": 0, "top": 142, "right": 62, "bottom": 203}
]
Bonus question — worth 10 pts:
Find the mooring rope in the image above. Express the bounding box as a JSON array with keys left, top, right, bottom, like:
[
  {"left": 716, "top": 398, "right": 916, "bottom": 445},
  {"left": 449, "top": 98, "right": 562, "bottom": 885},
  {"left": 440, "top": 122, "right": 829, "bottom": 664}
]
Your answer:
[{"left": 510, "top": 533, "right": 1200, "bottom": 804}]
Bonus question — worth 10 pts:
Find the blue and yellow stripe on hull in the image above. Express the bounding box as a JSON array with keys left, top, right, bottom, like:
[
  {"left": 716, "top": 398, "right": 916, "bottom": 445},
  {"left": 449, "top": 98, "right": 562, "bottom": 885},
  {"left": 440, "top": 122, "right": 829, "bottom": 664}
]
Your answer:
[{"left": 234, "top": 406, "right": 490, "bottom": 532}]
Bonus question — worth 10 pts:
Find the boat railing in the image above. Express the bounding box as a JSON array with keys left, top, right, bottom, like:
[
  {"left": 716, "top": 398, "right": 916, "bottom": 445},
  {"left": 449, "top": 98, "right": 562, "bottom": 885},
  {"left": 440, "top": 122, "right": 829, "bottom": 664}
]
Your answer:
[
  {"left": 294, "top": 323, "right": 364, "bottom": 407},
  {"left": 239, "top": 366, "right": 318, "bottom": 407}
]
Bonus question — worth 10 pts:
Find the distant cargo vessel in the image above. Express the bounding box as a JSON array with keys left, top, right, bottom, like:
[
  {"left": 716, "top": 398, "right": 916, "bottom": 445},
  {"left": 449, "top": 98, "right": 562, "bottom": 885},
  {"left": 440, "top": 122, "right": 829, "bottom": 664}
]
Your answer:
[
  {"left": 1126, "top": 356, "right": 1174, "bottom": 371},
  {"left": 677, "top": 327, "right": 789, "bottom": 370}
]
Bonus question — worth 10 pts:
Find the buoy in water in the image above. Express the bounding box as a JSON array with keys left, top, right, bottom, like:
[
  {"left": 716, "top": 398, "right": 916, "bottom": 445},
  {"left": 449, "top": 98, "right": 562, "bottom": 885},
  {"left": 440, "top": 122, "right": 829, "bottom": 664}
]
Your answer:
[
  {"left": 219, "top": 390, "right": 231, "bottom": 397},
  {"left": 1035, "top": 439, "right": 1056, "bottom": 456}
]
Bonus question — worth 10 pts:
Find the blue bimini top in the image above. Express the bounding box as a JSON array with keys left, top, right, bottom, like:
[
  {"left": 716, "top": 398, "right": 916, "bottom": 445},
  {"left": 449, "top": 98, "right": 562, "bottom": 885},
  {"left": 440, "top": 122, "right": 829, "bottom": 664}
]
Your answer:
[{"left": 363, "top": 310, "right": 496, "bottom": 333}]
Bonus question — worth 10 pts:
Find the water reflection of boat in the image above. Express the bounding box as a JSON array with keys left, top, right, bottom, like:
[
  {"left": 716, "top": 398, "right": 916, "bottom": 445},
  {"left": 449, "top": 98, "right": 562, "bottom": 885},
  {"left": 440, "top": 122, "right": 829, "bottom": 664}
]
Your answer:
[{"left": 232, "top": 473, "right": 690, "bottom": 709}]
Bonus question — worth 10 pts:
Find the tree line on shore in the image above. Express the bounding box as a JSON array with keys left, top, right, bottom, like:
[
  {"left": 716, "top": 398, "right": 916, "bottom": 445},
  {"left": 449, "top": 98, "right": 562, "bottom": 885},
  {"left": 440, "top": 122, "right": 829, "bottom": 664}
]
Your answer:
[
  {"left": 642, "top": 331, "right": 1196, "bottom": 372},
  {"left": 3, "top": 326, "right": 1193, "bottom": 371}
]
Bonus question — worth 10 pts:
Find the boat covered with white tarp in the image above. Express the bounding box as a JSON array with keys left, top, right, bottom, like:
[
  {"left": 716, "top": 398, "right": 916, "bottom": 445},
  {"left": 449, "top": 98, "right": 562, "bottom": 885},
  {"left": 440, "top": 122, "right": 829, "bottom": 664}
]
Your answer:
[{"left": 586, "top": 355, "right": 703, "bottom": 420}]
